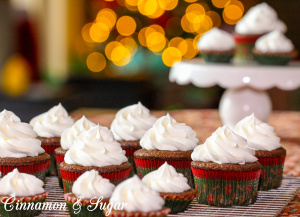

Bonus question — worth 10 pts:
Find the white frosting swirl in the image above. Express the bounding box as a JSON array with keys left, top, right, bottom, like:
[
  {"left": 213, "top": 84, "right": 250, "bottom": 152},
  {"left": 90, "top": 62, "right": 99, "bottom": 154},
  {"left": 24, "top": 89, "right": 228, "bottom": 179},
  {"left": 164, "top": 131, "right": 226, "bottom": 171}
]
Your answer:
[
  {"left": 140, "top": 114, "right": 198, "bottom": 151},
  {"left": 30, "top": 103, "right": 74, "bottom": 138},
  {"left": 255, "top": 31, "right": 294, "bottom": 53},
  {"left": 72, "top": 170, "right": 115, "bottom": 199},
  {"left": 234, "top": 114, "right": 282, "bottom": 151},
  {"left": 142, "top": 162, "right": 191, "bottom": 193},
  {"left": 0, "top": 168, "right": 44, "bottom": 197},
  {"left": 64, "top": 125, "right": 128, "bottom": 167},
  {"left": 0, "top": 110, "right": 44, "bottom": 158},
  {"left": 61, "top": 116, "right": 96, "bottom": 150},
  {"left": 235, "top": 3, "right": 287, "bottom": 35},
  {"left": 110, "top": 175, "right": 164, "bottom": 212},
  {"left": 191, "top": 125, "right": 257, "bottom": 164},
  {"left": 197, "top": 27, "right": 235, "bottom": 51},
  {"left": 111, "top": 102, "right": 157, "bottom": 141}
]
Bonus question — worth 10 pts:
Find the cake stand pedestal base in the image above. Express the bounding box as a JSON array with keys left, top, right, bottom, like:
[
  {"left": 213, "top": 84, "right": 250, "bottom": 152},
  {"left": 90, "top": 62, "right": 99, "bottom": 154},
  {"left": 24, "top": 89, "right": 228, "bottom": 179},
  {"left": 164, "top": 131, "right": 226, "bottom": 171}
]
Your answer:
[{"left": 219, "top": 87, "right": 272, "bottom": 128}]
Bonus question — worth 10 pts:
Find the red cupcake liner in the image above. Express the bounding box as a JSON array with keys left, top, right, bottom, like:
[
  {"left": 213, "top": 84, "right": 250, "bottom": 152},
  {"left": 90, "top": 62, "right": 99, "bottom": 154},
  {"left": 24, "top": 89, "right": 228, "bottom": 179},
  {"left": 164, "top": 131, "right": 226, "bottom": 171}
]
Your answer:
[
  {"left": 160, "top": 192, "right": 196, "bottom": 201},
  {"left": 0, "top": 192, "right": 48, "bottom": 203},
  {"left": 60, "top": 167, "right": 131, "bottom": 183},
  {"left": 123, "top": 147, "right": 140, "bottom": 158},
  {"left": 257, "top": 156, "right": 286, "bottom": 166},
  {"left": 134, "top": 159, "right": 191, "bottom": 169},
  {"left": 54, "top": 154, "right": 65, "bottom": 166},
  {"left": 42, "top": 145, "right": 59, "bottom": 155},
  {"left": 191, "top": 168, "right": 261, "bottom": 181},
  {"left": 107, "top": 207, "right": 171, "bottom": 217},
  {"left": 0, "top": 161, "right": 50, "bottom": 178},
  {"left": 234, "top": 34, "right": 261, "bottom": 44}
]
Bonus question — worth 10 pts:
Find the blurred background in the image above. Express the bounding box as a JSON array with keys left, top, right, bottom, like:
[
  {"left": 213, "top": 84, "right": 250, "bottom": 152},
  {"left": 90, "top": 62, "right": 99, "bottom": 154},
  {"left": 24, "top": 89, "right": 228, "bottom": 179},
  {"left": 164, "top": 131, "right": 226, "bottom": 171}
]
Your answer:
[{"left": 0, "top": 0, "right": 299, "bottom": 121}]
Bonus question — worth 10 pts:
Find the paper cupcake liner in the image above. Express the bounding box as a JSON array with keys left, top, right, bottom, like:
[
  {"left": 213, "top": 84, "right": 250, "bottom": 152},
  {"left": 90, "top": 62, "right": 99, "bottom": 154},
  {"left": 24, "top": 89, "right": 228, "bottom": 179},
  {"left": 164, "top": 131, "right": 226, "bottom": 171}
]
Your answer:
[
  {"left": 0, "top": 161, "right": 50, "bottom": 181},
  {"left": 201, "top": 53, "right": 233, "bottom": 63},
  {"left": 235, "top": 43, "right": 255, "bottom": 61},
  {"left": 123, "top": 147, "right": 140, "bottom": 177},
  {"left": 257, "top": 156, "right": 286, "bottom": 191},
  {"left": 64, "top": 194, "right": 109, "bottom": 217},
  {"left": 54, "top": 154, "right": 65, "bottom": 189},
  {"left": 160, "top": 191, "right": 196, "bottom": 214},
  {"left": 192, "top": 168, "right": 261, "bottom": 206},
  {"left": 42, "top": 145, "right": 59, "bottom": 176},
  {"left": 134, "top": 159, "right": 194, "bottom": 188},
  {"left": 0, "top": 192, "right": 48, "bottom": 217},
  {"left": 254, "top": 54, "right": 292, "bottom": 65},
  {"left": 61, "top": 168, "right": 131, "bottom": 193},
  {"left": 106, "top": 207, "right": 171, "bottom": 217}
]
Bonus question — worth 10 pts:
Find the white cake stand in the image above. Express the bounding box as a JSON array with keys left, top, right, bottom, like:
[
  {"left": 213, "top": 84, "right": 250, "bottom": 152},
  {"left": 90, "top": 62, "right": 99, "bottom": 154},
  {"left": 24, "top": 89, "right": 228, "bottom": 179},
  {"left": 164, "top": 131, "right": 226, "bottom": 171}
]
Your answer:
[{"left": 169, "top": 59, "right": 300, "bottom": 128}]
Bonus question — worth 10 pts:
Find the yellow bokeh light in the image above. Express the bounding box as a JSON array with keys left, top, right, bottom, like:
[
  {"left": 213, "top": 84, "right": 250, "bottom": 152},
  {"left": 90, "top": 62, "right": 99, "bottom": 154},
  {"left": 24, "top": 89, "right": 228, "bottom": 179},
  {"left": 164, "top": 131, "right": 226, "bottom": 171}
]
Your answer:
[
  {"left": 126, "top": 0, "right": 138, "bottom": 6},
  {"left": 212, "top": 0, "right": 230, "bottom": 8},
  {"left": 162, "top": 47, "right": 182, "bottom": 67},
  {"left": 186, "top": 3, "right": 205, "bottom": 15},
  {"left": 89, "top": 22, "right": 110, "bottom": 43},
  {"left": 96, "top": 9, "right": 117, "bottom": 30},
  {"left": 138, "top": 0, "right": 157, "bottom": 16},
  {"left": 158, "top": 0, "right": 178, "bottom": 11},
  {"left": 138, "top": 27, "right": 147, "bottom": 47},
  {"left": 145, "top": 24, "right": 165, "bottom": 36},
  {"left": 181, "top": 39, "right": 198, "bottom": 58},
  {"left": 111, "top": 46, "right": 131, "bottom": 66},
  {"left": 169, "top": 37, "right": 184, "bottom": 48},
  {"left": 223, "top": 1, "right": 244, "bottom": 25},
  {"left": 116, "top": 16, "right": 137, "bottom": 36},
  {"left": 146, "top": 32, "right": 166, "bottom": 52},
  {"left": 87, "top": 52, "right": 106, "bottom": 72},
  {"left": 148, "top": 5, "right": 165, "bottom": 19},
  {"left": 181, "top": 15, "right": 193, "bottom": 33},
  {"left": 105, "top": 41, "right": 122, "bottom": 60},
  {"left": 178, "top": 40, "right": 188, "bottom": 55},
  {"left": 120, "top": 36, "right": 138, "bottom": 54},
  {"left": 82, "top": 23, "right": 93, "bottom": 43},
  {"left": 193, "top": 34, "right": 202, "bottom": 48},
  {"left": 193, "top": 15, "right": 213, "bottom": 34},
  {"left": 206, "top": 11, "right": 221, "bottom": 27},
  {"left": 185, "top": 0, "right": 198, "bottom": 2}
]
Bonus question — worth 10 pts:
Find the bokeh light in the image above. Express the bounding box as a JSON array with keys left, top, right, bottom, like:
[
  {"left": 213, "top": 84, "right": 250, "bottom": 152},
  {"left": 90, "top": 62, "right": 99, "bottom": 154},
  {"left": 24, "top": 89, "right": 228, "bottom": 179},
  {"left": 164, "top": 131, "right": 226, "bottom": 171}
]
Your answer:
[
  {"left": 212, "top": 0, "right": 230, "bottom": 8},
  {"left": 162, "top": 47, "right": 182, "bottom": 67},
  {"left": 119, "top": 36, "right": 138, "bottom": 54},
  {"left": 169, "top": 37, "right": 184, "bottom": 48},
  {"left": 90, "top": 22, "right": 110, "bottom": 43},
  {"left": 138, "top": 27, "right": 148, "bottom": 47},
  {"left": 96, "top": 9, "right": 117, "bottom": 30},
  {"left": 111, "top": 45, "right": 131, "bottom": 66},
  {"left": 158, "top": 0, "right": 178, "bottom": 11},
  {"left": 105, "top": 41, "right": 123, "bottom": 60},
  {"left": 223, "top": 0, "right": 244, "bottom": 25},
  {"left": 117, "top": 16, "right": 137, "bottom": 36},
  {"left": 87, "top": 52, "right": 106, "bottom": 72},
  {"left": 206, "top": 11, "right": 221, "bottom": 27},
  {"left": 146, "top": 31, "right": 166, "bottom": 52},
  {"left": 82, "top": 23, "right": 93, "bottom": 43},
  {"left": 184, "top": 0, "right": 198, "bottom": 2}
]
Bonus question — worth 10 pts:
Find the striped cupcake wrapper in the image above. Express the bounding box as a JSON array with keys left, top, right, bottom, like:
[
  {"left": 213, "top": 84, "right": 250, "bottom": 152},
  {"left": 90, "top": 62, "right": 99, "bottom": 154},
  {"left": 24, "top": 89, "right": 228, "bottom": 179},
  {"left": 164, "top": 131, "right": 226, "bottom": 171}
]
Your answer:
[
  {"left": 106, "top": 207, "right": 171, "bottom": 217},
  {"left": 134, "top": 158, "right": 194, "bottom": 188},
  {"left": 54, "top": 153, "right": 65, "bottom": 189},
  {"left": 42, "top": 145, "right": 60, "bottom": 176},
  {"left": 257, "top": 156, "right": 286, "bottom": 191},
  {"left": 122, "top": 147, "right": 139, "bottom": 177},
  {"left": 192, "top": 168, "right": 261, "bottom": 206}
]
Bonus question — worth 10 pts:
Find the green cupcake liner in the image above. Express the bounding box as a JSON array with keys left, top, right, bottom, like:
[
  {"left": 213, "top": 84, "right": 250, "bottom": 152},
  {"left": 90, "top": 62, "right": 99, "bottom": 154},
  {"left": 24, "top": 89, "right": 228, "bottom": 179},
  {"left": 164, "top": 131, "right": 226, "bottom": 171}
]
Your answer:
[
  {"left": 136, "top": 167, "right": 194, "bottom": 188},
  {"left": 254, "top": 54, "right": 292, "bottom": 65},
  {"left": 56, "top": 164, "right": 63, "bottom": 189},
  {"left": 234, "top": 43, "right": 255, "bottom": 62},
  {"left": 0, "top": 198, "right": 46, "bottom": 217},
  {"left": 194, "top": 177, "right": 259, "bottom": 206},
  {"left": 66, "top": 202, "right": 106, "bottom": 217},
  {"left": 164, "top": 198, "right": 193, "bottom": 214},
  {"left": 47, "top": 153, "right": 57, "bottom": 176},
  {"left": 259, "top": 164, "right": 284, "bottom": 191},
  {"left": 127, "top": 156, "right": 136, "bottom": 177},
  {"left": 201, "top": 53, "right": 233, "bottom": 63}
]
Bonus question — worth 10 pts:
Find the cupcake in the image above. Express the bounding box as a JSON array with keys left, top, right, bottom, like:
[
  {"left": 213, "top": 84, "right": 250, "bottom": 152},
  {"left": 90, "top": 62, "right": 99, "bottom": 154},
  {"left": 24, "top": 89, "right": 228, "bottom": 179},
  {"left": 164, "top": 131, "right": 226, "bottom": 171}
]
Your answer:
[
  {"left": 55, "top": 116, "right": 95, "bottom": 188},
  {"left": 234, "top": 114, "right": 286, "bottom": 190},
  {"left": 111, "top": 102, "right": 157, "bottom": 177},
  {"left": 134, "top": 114, "right": 198, "bottom": 188},
  {"left": 60, "top": 125, "right": 131, "bottom": 193},
  {"left": 253, "top": 31, "right": 296, "bottom": 65},
  {"left": 234, "top": 2, "right": 287, "bottom": 62},
  {"left": 191, "top": 126, "right": 261, "bottom": 206},
  {"left": 0, "top": 110, "right": 50, "bottom": 180},
  {"left": 64, "top": 170, "right": 115, "bottom": 217},
  {"left": 107, "top": 175, "right": 170, "bottom": 217},
  {"left": 197, "top": 27, "right": 235, "bottom": 63},
  {"left": 142, "top": 162, "right": 196, "bottom": 214},
  {"left": 30, "top": 103, "right": 74, "bottom": 175},
  {"left": 0, "top": 169, "right": 48, "bottom": 217}
]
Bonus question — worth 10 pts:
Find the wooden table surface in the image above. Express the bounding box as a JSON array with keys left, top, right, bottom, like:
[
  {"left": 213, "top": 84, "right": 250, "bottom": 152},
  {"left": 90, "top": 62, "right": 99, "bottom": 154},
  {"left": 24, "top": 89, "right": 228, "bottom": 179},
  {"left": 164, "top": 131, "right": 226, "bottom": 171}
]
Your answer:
[{"left": 71, "top": 108, "right": 300, "bottom": 216}]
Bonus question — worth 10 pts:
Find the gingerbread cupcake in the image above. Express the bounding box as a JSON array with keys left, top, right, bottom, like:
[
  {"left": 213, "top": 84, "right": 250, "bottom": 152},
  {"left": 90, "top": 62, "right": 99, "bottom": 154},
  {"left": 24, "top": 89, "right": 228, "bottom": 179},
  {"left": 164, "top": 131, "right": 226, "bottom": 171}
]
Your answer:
[
  {"left": 0, "top": 169, "right": 48, "bottom": 217},
  {"left": 107, "top": 175, "right": 170, "bottom": 217},
  {"left": 191, "top": 126, "right": 261, "bottom": 206},
  {"left": 234, "top": 114, "right": 286, "bottom": 190},
  {"left": 64, "top": 170, "right": 115, "bottom": 217},
  {"left": 30, "top": 103, "right": 74, "bottom": 175},
  {"left": 111, "top": 102, "right": 157, "bottom": 176},
  {"left": 134, "top": 114, "right": 198, "bottom": 188},
  {"left": 0, "top": 110, "right": 50, "bottom": 180},
  {"left": 55, "top": 116, "right": 95, "bottom": 188},
  {"left": 143, "top": 162, "right": 196, "bottom": 214},
  {"left": 60, "top": 125, "right": 131, "bottom": 193}
]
